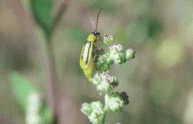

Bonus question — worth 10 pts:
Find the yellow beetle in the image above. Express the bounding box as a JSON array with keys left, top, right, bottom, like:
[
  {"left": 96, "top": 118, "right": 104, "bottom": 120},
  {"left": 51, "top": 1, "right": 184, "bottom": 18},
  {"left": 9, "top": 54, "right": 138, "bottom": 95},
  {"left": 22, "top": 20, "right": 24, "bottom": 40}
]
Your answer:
[{"left": 80, "top": 8, "right": 103, "bottom": 82}]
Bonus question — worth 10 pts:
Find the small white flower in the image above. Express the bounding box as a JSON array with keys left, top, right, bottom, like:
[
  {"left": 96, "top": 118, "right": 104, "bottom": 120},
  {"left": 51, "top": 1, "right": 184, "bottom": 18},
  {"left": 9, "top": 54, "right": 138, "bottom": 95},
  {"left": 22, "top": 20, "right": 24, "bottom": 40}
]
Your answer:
[
  {"left": 88, "top": 101, "right": 105, "bottom": 124},
  {"left": 105, "top": 93, "right": 124, "bottom": 112},
  {"left": 103, "top": 34, "right": 114, "bottom": 44},
  {"left": 93, "top": 73, "right": 102, "bottom": 85},
  {"left": 110, "top": 44, "right": 124, "bottom": 53},
  {"left": 93, "top": 72, "right": 118, "bottom": 92},
  {"left": 81, "top": 103, "right": 92, "bottom": 116},
  {"left": 126, "top": 49, "right": 135, "bottom": 61},
  {"left": 109, "top": 44, "right": 126, "bottom": 64},
  {"left": 89, "top": 109, "right": 105, "bottom": 124},
  {"left": 97, "top": 80, "right": 111, "bottom": 92},
  {"left": 109, "top": 97, "right": 123, "bottom": 112}
]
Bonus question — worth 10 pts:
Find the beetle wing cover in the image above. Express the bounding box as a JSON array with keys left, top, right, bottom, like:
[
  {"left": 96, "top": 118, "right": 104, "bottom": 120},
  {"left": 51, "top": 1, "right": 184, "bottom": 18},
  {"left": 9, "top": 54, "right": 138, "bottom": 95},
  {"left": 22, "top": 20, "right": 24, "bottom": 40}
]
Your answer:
[
  {"left": 80, "top": 41, "right": 94, "bottom": 80},
  {"left": 80, "top": 41, "right": 93, "bottom": 69}
]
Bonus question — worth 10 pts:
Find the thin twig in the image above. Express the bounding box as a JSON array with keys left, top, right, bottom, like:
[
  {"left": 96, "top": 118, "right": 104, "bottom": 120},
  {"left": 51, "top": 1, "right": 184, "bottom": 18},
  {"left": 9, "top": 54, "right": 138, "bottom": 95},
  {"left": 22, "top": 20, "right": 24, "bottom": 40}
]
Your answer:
[{"left": 45, "top": 1, "right": 69, "bottom": 123}]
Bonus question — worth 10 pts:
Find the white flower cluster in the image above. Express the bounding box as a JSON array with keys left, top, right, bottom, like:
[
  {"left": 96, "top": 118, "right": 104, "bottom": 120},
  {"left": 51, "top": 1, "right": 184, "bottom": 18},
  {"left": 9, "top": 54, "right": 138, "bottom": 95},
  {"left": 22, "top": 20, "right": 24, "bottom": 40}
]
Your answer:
[
  {"left": 105, "top": 93, "right": 124, "bottom": 112},
  {"left": 109, "top": 44, "right": 135, "bottom": 64},
  {"left": 95, "top": 43, "right": 135, "bottom": 72},
  {"left": 93, "top": 72, "right": 118, "bottom": 92},
  {"left": 81, "top": 101, "right": 105, "bottom": 124}
]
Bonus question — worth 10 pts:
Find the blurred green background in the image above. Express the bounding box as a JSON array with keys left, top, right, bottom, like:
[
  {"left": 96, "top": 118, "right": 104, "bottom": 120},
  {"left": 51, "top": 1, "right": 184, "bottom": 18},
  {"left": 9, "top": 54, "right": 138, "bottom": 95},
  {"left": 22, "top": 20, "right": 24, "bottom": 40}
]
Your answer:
[{"left": 0, "top": 0, "right": 193, "bottom": 124}]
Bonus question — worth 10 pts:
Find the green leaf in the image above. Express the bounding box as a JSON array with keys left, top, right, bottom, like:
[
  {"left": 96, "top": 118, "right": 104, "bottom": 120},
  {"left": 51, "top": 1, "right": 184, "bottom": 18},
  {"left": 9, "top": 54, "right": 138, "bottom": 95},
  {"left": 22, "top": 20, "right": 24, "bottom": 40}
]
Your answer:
[
  {"left": 10, "top": 72, "right": 36, "bottom": 111},
  {"left": 40, "top": 105, "right": 53, "bottom": 124},
  {"left": 31, "top": 0, "right": 52, "bottom": 35}
]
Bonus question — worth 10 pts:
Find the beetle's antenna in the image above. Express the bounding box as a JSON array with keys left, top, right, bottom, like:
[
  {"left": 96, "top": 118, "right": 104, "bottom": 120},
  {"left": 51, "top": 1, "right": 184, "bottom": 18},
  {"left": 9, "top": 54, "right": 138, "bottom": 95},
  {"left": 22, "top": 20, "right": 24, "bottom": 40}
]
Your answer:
[{"left": 95, "top": 8, "right": 103, "bottom": 32}]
